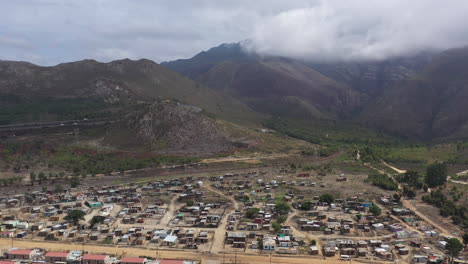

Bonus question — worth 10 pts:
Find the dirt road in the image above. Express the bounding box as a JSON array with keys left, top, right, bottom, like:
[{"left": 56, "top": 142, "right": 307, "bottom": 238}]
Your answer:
[
  {"left": 366, "top": 163, "right": 460, "bottom": 239},
  {"left": 285, "top": 209, "right": 322, "bottom": 255},
  {"left": 1, "top": 238, "right": 369, "bottom": 264},
  {"left": 158, "top": 195, "right": 179, "bottom": 227},
  {"left": 203, "top": 185, "right": 239, "bottom": 254},
  {"left": 382, "top": 162, "right": 406, "bottom": 174},
  {"left": 401, "top": 199, "right": 456, "bottom": 238}
]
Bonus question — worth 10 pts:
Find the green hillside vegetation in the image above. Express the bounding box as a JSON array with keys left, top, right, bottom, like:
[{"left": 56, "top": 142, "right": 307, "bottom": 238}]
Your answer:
[
  {"left": 263, "top": 118, "right": 399, "bottom": 147},
  {"left": 0, "top": 59, "right": 262, "bottom": 126},
  {"left": 51, "top": 147, "right": 200, "bottom": 175}
]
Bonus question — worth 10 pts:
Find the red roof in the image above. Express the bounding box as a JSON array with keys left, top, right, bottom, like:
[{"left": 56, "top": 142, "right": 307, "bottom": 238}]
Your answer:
[
  {"left": 45, "top": 252, "right": 70, "bottom": 258},
  {"left": 120, "top": 257, "right": 146, "bottom": 263},
  {"left": 0, "top": 261, "right": 17, "bottom": 264},
  {"left": 160, "top": 260, "right": 184, "bottom": 264},
  {"left": 83, "top": 255, "right": 108, "bottom": 260},
  {"left": 8, "top": 249, "right": 33, "bottom": 255}
]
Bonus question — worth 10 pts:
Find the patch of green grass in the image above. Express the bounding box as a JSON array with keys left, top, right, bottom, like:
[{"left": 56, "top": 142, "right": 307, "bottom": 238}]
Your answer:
[{"left": 384, "top": 145, "right": 456, "bottom": 163}]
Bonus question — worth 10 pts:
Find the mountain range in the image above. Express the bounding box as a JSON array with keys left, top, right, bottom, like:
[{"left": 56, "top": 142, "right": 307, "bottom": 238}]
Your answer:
[
  {"left": 1, "top": 42, "right": 468, "bottom": 155},
  {"left": 163, "top": 43, "right": 468, "bottom": 142}
]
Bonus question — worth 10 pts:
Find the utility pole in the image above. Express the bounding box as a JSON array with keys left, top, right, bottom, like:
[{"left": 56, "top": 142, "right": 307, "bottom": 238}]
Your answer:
[
  {"left": 74, "top": 128, "right": 79, "bottom": 144},
  {"left": 314, "top": 146, "right": 318, "bottom": 162}
]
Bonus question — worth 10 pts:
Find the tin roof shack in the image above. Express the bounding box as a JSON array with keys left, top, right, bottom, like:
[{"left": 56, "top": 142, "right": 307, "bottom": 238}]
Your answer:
[
  {"left": 226, "top": 232, "right": 246, "bottom": 245},
  {"left": 82, "top": 255, "right": 110, "bottom": 264},
  {"left": 2, "top": 220, "right": 19, "bottom": 229},
  {"left": 162, "top": 235, "right": 178, "bottom": 246},
  {"left": 45, "top": 252, "right": 71, "bottom": 263},
  {"left": 7, "top": 249, "right": 36, "bottom": 260},
  {"left": 310, "top": 246, "right": 319, "bottom": 255},
  {"left": 413, "top": 255, "right": 428, "bottom": 263}
]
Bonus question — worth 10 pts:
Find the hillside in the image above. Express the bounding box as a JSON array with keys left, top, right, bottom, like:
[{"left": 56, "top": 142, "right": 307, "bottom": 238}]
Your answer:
[
  {"left": 0, "top": 58, "right": 259, "bottom": 125},
  {"left": 197, "top": 57, "right": 362, "bottom": 120},
  {"left": 359, "top": 47, "right": 468, "bottom": 140},
  {"left": 307, "top": 53, "right": 432, "bottom": 96},
  {"left": 102, "top": 101, "right": 248, "bottom": 154},
  {"left": 163, "top": 42, "right": 468, "bottom": 142}
]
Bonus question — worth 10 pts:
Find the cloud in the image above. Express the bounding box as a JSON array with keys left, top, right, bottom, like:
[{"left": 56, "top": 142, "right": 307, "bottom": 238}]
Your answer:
[
  {"left": 244, "top": 0, "right": 468, "bottom": 61},
  {"left": 1, "top": 0, "right": 468, "bottom": 65}
]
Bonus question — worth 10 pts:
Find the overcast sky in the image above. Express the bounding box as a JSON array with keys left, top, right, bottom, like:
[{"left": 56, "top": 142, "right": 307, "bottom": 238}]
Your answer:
[{"left": 1, "top": 0, "right": 468, "bottom": 65}]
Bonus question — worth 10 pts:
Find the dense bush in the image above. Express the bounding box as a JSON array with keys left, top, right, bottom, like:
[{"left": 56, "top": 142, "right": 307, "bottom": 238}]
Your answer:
[
  {"left": 319, "top": 194, "right": 335, "bottom": 204},
  {"left": 422, "top": 189, "right": 467, "bottom": 228},
  {"left": 274, "top": 201, "right": 291, "bottom": 215},
  {"left": 425, "top": 162, "right": 447, "bottom": 187},
  {"left": 396, "top": 170, "right": 423, "bottom": 189},
  {"left": 367, "top": 172, "right": 398, "bottom": 190},
  {"left": 51, "top": 148, "right": 200, "bottom": 175}
]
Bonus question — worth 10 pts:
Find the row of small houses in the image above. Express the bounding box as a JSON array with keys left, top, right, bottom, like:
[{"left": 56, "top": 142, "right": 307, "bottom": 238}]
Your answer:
[
  {"left": 2, "top": 249, "right": 195, "bottom": 264},
  {"left": 225, "top": 232, "right": 299, "bottom": 254},
  {"left": 1, "top": 177, "right": 204, "bottom": 209}
]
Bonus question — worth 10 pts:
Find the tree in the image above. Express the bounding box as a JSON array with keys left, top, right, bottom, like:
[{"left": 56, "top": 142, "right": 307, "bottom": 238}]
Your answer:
[
  {"left": 319, "top": 193, "right": 334, "bottom": 204},
  {"left": 462, "top": 233, "right": 468, "bottom": 246},
  {"left": 276, "top": 215, "right": 287, "bottom": 224},
  {"left": 54, "top": 184, "right": 64, "bottom": 193},
  {"left": 272, "top": 222, "right": 282, "bottom": 233},
  {"left": 403, "top": 186, "right": 416, "bottom": 198},
  {"left": 70, "top": 176, "right": 80, "bottom": 188},
  {"left": 369, "top": 204, "right": 382, "bottom": 216},
  {"left": 257, "top": 238, "right": 263, "bottom": 250},
  {"left": 300, "top": 201, "right": 312, "bottom": 211},
  {"left": 90, "top": 215, "right": 106, "bottom": 227},
  {"left": 246, "top": 208, "right": 260, "bottom": 219},
  {"left": 446, "top": 238, "right": 464, "bottom": 262},
  {"left": 397, "top": 170, "right": 422, "bottom": 189},
  {"left": 186, "top": 200, "right": 194, "bottom": 206},
  {"left": 426, "top": 162, "right": 447, "bottom": 188},
  {"left": 65, "top": 210, "right": 86, "bottom": 225},
  {"left": 274, "top": 201, "right": 291, "bottom": 215},
  {"left": 38, "top": 172, "right": 46, "bottom": 184},
  {"left": 29, "top": 172, "right": 36, "bottom": 185},
  {"left": 310, "top": 239, "right": 317, "bottom": 246}
]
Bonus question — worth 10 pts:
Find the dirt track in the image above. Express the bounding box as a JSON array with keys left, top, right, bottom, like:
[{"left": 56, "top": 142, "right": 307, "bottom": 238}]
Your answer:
[
  {"left": 203, "top": 185, "right": 239, "bottom": 254},
  {"left": 380, "top": 163, "right": 461, "bottom": 239}
]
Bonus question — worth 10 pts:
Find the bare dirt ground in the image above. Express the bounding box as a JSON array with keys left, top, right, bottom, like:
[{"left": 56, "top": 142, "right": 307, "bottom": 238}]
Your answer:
[
  {"left": 0, "top": 238, "right": 377, "bottom": 264},
  {"left": 158, "top": 195, "right": 179, "bottom": 227},
  {"left": 203, "top": 184, "right": 239, "bottom": 254}
]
